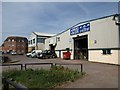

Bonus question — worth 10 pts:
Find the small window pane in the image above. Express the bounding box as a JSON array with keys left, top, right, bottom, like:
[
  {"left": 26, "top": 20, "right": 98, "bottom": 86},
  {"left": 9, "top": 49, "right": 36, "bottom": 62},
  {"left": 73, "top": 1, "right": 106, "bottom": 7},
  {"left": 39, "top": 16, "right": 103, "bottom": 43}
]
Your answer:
[
  {"left": 57, "top": 37, "right": 60, "bottom": 41},
  {"left": 8, "top": 39, "right": 11, "bottom": 42},
  {"left": 103, "top": 49, "right": 112, "bottom": 55},
  {"left": 103, "top": 49, "right": 106, "bottom": 55},
  {"left": 107, "top": 49, "right": 111, "bottom": 54},
  {"left": 31, "top": 40, "right": 32, "bottom": 44},
  {"left": 33, "top": 39, "right": 35, "bottom": 43},
  {"left": 12, "top": 39, "right": 14, "bottom": 42}
]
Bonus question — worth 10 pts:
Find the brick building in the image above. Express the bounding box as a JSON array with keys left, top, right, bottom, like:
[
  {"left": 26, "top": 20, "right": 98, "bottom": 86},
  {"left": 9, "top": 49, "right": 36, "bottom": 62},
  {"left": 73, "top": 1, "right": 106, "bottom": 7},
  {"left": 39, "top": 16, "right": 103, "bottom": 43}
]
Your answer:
[{"left": 2, "top": 36, "right": 28, "bottom": 54}]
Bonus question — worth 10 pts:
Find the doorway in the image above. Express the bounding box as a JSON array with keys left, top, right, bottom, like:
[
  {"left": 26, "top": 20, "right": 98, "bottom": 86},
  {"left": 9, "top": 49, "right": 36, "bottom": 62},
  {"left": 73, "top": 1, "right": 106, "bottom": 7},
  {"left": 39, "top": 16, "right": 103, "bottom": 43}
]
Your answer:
[
  {"left": 49, "top": 44, "right": 56, "bottom": 51},
  {"left": 74, "top": 35, "right": 88, "bottom": 60}
]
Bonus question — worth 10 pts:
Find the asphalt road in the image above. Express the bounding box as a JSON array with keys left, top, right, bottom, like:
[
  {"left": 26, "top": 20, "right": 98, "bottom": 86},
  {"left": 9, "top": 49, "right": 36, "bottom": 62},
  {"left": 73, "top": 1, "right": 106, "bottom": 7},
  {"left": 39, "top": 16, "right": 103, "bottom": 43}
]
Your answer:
[{"left": 2, "top": 54, "right": 119, "bottom": 88}]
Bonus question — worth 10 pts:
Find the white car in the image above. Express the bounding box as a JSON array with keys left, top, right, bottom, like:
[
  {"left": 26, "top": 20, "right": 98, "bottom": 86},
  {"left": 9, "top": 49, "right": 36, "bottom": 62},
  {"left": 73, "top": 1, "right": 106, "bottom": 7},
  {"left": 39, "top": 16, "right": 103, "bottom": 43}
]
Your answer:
[
  {"left": 11, "top": 52, "right": 17, "bottom": 55},
  {"left": 26, "top": 50, "right": 42, "bottom": 58},
  {"left": 26, "top": 52, "right": 31, "bottom": 57}
]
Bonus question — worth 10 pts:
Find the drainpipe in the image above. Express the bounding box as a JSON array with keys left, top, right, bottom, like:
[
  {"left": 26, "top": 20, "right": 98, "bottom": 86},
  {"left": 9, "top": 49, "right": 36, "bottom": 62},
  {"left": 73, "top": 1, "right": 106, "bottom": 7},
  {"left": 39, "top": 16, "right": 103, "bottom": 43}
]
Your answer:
[{"left": 36, "top": 35, "right": 38, "bottom": 50}]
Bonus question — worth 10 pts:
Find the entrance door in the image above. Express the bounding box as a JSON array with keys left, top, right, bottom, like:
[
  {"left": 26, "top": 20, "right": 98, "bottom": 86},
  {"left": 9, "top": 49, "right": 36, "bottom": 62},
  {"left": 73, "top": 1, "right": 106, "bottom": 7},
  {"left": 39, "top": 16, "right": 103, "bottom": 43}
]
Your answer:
[
  {"left": 49, "top": 44, "right": 56, "bottom": 51},
  {"left": 74, "top": 35, "right": 88, "bottom": 60}
]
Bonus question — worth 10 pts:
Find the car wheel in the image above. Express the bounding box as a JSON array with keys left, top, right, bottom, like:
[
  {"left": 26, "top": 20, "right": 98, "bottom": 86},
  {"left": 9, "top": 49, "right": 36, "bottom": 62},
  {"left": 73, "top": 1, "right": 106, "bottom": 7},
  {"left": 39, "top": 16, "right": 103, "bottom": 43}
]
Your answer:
[{"left": 29, "top": 55, "right": 32, "bottom": 58}]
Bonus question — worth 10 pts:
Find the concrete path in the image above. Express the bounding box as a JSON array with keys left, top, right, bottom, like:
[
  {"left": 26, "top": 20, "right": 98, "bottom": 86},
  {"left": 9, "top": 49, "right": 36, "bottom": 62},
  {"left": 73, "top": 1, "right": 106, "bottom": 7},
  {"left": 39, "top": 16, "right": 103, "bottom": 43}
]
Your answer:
[{"left": 58, "top": 60, "right": 118, "bottom": 88}]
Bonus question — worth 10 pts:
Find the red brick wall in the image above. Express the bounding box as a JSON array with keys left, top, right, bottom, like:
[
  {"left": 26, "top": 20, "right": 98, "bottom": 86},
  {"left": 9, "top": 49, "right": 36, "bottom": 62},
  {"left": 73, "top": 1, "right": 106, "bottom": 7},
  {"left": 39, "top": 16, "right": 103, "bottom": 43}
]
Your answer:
[{"left": 2, "top": 36, "right": 28, "bottom": 54}]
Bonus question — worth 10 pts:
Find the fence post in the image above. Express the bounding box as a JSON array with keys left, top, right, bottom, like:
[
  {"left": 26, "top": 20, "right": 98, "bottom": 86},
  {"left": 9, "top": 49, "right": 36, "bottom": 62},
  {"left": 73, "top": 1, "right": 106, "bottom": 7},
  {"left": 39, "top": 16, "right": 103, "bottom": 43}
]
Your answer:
[
  {"left": 81, "top": 64, "right": 83, "bottom": 72},
  {"left": 51, "top": 63, "right": 53, "bottom": 68},
  {"left": 21, "top": 64, "right": 23, "bottom": 70},
  {"left": 25, "top": 64, "right": 26, "bottom": 70},
  {"left": 3, "top": 77, "right": 9, "bottom": 90}
]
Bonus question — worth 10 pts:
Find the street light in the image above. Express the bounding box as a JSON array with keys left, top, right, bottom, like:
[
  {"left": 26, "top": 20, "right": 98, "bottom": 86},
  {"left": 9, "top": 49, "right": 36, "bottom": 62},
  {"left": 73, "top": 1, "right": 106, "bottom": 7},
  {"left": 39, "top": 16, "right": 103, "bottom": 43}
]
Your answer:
[{"left": 112, "top": 14, "right": 120, "bottom": 25}]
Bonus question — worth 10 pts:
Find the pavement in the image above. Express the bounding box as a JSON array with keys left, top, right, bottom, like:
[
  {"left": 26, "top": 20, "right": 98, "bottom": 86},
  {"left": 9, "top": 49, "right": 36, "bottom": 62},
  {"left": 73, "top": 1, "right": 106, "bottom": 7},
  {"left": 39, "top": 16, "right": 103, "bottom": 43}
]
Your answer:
[
  {"left": 58, "top": 61, "right": 118, "bottom": 88},
  {"left": 2, "top": 54, "right": 119, "bottom": 88}
]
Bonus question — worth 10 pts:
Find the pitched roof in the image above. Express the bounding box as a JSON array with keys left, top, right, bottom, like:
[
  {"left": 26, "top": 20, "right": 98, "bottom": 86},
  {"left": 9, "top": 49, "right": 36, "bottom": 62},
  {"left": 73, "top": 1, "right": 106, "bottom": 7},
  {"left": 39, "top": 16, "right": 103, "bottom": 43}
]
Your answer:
[
  {"left": 4, "top": 36, "right": 28, "bottom": 42},
  {"left": 33, "top": 32, "right": 56, "bottom": 37}
]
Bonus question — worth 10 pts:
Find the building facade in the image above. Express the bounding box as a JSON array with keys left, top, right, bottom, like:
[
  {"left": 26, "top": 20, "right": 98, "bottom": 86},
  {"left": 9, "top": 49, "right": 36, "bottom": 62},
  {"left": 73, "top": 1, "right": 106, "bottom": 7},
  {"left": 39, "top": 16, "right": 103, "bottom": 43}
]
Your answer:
[
  {"left": 28, "top": 32, "right": 55, "bottom": 52},
  {"left": 45, "top": 14, "right": 120, "bottom": 65},
  {"left": 2, "top": 36, "right": 28, "bottom": 54}
]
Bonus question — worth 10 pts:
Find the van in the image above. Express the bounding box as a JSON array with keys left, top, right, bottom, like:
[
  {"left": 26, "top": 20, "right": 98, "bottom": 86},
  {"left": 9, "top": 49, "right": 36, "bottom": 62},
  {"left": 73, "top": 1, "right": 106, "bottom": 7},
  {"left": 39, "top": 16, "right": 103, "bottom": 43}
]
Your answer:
[{"left": 26, "top": 50, "right": 42, "bottom": 58}]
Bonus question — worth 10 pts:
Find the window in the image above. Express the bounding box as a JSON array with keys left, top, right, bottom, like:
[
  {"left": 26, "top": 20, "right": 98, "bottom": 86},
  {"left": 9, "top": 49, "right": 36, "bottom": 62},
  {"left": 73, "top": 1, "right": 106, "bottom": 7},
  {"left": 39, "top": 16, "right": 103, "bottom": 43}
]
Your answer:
[
  {"left": 57, "top": 37, "right": 60, "bottom": 42},
  {"left": 8, "top": 39, "right": 11, "bottom": 42},
  {"left": 28, "top": 41, "right": 30, "bottom": 45},
  {"left": 12, "top": 45, "right": 15, "bottom": 47},
  {"left": 103, "top": 49, "right": 106, "bottom": 55},
  {"left": 13, "top": 50, "right": 15, "bottom": 52},
  {"left": 33, "top": 39, "right": 35, "bottom": 44},
  {"left": 37, "top": 38, "right": 45, "bottom": 43},
  {"left": 12, "top": 39, "right": 14, "bottom": 42},
  {"left": 102, "top": 49, "right": 111, "bottom": 55},
  {"left": 31, "top": 40, "right": 32, "bottom": 44},
  {"left": 106, "top": 49, "right": 111, "bottom": 54},
  {"left": 22, "top": 50, "right": 24, "bottom": 53},
  {"left": 22, "top": 40, "right": 24, "bottom": 42}
]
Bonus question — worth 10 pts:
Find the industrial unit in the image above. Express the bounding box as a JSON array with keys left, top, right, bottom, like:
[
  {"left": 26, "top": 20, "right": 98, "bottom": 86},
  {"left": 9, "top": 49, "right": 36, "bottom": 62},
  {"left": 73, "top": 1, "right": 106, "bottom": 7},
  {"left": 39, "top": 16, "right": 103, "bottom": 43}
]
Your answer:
[
  {"left": 45, "top": 14, "right": 120, "bottom": 65},
  {"left": 28, "top": 32, "right": 55, "bottom": 52}
]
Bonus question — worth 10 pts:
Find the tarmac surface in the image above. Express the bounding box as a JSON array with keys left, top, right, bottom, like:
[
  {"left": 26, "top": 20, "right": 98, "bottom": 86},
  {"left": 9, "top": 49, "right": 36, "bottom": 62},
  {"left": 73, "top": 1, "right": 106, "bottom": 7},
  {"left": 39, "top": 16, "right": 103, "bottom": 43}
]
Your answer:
[{"left": 2, "top": 54, "right": 119, "bottom": 88}]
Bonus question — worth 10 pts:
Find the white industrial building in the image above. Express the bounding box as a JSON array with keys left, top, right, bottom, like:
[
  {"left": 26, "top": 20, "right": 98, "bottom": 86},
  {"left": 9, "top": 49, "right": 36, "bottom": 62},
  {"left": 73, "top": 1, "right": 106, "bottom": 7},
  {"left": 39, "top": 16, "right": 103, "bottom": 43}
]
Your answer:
[
  {"left": 28, "top": 32, "right": 55, "bottom": 52},
  {"left": 45, "top": 14, "right": 120, "bottom": 65}
]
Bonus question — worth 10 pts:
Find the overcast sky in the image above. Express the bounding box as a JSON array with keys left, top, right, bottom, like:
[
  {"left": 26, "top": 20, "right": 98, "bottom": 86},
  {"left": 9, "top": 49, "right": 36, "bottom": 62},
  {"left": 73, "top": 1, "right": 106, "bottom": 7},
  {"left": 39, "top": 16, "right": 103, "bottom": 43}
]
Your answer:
[{"left": 1, "top": 2, "right": 119, "bottom": 44}]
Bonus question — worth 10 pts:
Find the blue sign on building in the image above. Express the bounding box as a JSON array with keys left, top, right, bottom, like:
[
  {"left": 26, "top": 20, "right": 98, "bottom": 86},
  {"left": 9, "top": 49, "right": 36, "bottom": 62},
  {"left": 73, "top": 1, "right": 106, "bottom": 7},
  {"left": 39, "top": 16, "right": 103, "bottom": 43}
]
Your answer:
[{"left": 70, "top": 23, "right": 90, "bottom": 35}]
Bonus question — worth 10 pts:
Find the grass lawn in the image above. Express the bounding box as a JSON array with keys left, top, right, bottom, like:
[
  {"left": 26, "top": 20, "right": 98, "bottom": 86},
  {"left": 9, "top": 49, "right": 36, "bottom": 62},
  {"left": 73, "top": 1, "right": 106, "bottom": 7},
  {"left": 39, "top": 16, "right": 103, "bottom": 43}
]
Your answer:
[{"left": 3, "top": 65, "right": 85, "bottom": 89}]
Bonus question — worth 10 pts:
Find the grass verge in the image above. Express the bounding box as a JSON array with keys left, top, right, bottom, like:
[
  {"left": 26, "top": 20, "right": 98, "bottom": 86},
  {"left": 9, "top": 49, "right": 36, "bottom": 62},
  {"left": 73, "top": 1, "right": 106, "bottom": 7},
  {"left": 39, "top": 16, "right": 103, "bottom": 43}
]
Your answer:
[{"left": 3, "top": 65, "right": 85, "bottom": 89}]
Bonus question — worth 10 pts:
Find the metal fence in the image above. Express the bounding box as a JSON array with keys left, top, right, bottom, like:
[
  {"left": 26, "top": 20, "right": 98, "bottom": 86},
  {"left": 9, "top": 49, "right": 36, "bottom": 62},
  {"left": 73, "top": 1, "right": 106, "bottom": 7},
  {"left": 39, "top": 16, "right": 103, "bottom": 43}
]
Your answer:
[
  {"left": 2, "top": 77, "right": 28, "bottom": 90},
  {"left": 2, "top": 62, "right": 83, "bottom": 89}
]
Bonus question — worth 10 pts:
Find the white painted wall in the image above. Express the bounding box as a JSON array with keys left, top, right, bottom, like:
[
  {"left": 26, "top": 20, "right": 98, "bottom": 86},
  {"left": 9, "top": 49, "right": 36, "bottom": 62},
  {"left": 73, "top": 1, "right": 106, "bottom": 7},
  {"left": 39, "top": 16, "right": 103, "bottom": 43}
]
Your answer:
[
  {"left": 89, "top": 16, "right": 119, "bottom": 48},
  {"left": 28, "top": 33, "right": 36, "bottom": 47},
  {"left": 37, "top": 43, "right": 45, "bottom": 50},
  {"left": 118, "top": 50, "right": 120, "bottom": 65},
  {"left": 55, "top": 30, "right": 71, "bottom": 50},
  {"left": 89, "top": 50, "right": 118, "bottom": 65},
  {"left": 88, "top": 16, "right": 119, "bottom": 64}
]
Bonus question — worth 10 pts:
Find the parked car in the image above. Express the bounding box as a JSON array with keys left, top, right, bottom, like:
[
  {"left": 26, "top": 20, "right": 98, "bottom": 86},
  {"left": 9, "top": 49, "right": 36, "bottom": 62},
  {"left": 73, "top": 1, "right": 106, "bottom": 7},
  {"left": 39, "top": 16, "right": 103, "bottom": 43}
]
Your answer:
[
  {"left": 11, "top": 51, "right": 17, "bottom": 55},
  {"left": 26, "top": 50, "right": 42, "bottom": 58},
  {"left": 37, "top": 50, "right": 57, "bottom": 59},
  {"left": 17, "top": 52, "right": 24, "bottom": 55}
]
